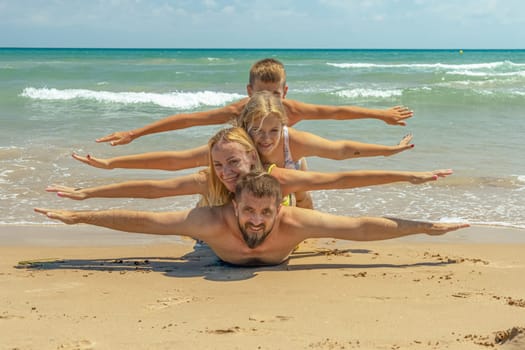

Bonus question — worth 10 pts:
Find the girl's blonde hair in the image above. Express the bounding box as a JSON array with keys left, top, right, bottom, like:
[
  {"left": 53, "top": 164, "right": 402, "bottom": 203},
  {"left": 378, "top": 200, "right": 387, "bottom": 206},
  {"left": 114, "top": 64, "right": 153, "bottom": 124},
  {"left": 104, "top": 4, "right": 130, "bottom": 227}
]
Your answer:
[
  {"left": 235, "top": 91, "right": 288, "bottom": 133},
  {"left": 197, "top": 127, "right": 263, "bottom": 207}
]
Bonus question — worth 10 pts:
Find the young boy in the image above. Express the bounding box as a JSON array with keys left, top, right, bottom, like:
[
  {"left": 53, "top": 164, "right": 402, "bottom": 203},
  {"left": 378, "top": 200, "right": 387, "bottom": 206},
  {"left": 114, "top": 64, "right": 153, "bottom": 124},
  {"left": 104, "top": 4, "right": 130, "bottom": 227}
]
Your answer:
[{"left": 96, "top": 58, "right": 413, "bottom": 146}]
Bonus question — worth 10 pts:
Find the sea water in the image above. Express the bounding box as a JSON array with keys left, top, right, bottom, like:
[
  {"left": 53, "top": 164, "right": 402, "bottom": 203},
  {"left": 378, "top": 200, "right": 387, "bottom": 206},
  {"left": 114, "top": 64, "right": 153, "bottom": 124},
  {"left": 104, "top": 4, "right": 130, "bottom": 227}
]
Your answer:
[{"left": 1, "top": 48, "right": 524, "bottom": 228}]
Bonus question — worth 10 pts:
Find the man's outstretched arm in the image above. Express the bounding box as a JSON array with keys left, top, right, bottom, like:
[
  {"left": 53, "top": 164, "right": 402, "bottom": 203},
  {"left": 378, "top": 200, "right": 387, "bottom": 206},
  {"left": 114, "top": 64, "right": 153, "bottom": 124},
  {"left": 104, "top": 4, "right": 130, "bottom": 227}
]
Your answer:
[
  {"left": 286, "top": 209, "right": 469, "bottom": 242},
  {"left": 33, "top": 207, "right": 208, "bottom": 238}
]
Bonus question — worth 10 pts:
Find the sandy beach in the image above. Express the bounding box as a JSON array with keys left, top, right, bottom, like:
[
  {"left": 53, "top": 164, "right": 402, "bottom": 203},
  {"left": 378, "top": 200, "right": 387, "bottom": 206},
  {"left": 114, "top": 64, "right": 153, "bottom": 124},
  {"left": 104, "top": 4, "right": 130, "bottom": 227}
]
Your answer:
[{"left": 1, "top": 224, "right": 524, "bottom": 349}]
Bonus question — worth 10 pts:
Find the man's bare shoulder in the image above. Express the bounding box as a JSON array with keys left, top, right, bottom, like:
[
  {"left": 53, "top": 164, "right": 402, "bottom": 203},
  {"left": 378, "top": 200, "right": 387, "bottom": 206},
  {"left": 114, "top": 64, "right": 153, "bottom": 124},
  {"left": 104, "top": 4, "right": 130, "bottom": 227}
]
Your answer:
[
  {"left": 184, "top": 204, "right": 233, "bottom": 240},
  {"left": 284, "top": 205, "right": 339, "bottom": 226},
  {"left": 278, "top": 206, "right": 319, "bottom": 228},
  {"left": 200, "top": 203, "right": 237, "bottom": 228},
  {"left": 190, "top": 203, "right": 232, "bottom": 221}
]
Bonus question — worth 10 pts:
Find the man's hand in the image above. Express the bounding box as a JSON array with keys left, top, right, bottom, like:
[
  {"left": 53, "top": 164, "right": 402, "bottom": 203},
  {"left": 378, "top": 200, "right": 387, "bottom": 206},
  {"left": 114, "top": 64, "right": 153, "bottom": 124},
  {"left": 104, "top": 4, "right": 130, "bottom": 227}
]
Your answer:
[
  {"left": 382, "top": 106, "right": 413, "bottom": 126},
  {"left": 96, "top": 130, "right": 135, "bottom": 146},
  {"left": 34, "top": 208, "right": 80, "bottom": 225},
  {"left": 46, "top": 185, "right": 88, "bottom": 200},
  {"left": 72, "top": 153, "right": 111, "bottom": 169}
]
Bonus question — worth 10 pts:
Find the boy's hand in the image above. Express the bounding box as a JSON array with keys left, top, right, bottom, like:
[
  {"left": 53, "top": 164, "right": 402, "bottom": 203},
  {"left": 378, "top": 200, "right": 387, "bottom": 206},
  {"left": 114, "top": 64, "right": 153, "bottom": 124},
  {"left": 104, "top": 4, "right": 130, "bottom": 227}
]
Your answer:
[
  {"left": 96, "top": 130, "right": 135, "bottom": 146},
  {"left": 383, "top": 106, "right": 413, "bottom": 126}
]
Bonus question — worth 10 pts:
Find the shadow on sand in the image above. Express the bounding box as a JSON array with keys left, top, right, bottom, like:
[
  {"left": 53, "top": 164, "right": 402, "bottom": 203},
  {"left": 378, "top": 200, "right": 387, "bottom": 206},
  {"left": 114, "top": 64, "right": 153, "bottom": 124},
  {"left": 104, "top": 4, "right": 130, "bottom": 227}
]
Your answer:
[{"left": 15, "top": 245, "right": 453, "bottom": 282}]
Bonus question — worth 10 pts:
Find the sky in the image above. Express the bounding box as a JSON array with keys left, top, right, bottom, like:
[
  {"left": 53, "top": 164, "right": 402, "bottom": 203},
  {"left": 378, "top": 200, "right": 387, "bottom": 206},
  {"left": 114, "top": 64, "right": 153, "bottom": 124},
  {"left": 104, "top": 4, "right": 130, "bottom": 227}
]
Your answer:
[{"left": 0, "top": 0, "right": 523, "bottom": 49}]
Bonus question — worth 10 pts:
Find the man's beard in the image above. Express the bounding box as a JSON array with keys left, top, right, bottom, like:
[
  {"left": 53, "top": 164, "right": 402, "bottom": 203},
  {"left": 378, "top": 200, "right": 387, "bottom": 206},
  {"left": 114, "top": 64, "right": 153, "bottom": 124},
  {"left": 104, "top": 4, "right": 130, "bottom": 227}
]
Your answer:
[{"left": 238, "top": 221, "right": 275, "bottom": 249}]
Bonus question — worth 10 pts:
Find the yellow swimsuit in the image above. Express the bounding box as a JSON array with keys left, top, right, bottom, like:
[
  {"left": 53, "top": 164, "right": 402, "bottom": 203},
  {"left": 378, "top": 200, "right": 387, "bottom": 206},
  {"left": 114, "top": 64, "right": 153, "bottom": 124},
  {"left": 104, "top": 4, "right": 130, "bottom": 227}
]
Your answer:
[
  {"left": 267, "top": 164, "right": 294, "bottom": 207},
  {"left": 268, "top": 163, "right": 301, "bottom": 252}
]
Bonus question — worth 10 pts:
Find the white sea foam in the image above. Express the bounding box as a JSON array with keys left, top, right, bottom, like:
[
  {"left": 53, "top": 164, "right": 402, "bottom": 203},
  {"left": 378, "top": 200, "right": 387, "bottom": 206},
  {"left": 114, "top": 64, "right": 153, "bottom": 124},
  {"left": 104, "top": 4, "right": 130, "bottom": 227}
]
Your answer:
[
  {"left": 327, "top": 61, "right": 525, "bottom": 70},
  {"left": 335, "top": 88, "right": 403, "bottom": 99},
  {"left": 20, "top": 87, "right": 244, "bottom": 109},
  {"left": 446, "top": 70, "right": 525, "bottom": 77},
  {"left": 0, "top": 170, "right": 14, "bottom": 184},
  {"left": 438, "top": 216, "right": 467, "bottom": 223},
  {"left": 514, "top": 175, "right": 525, "bottom": 192}
]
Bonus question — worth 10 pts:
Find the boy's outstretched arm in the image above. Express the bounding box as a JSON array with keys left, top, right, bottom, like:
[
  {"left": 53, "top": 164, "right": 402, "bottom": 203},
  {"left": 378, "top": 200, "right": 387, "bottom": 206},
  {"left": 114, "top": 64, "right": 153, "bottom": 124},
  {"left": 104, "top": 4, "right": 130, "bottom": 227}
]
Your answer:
[
  {"left": 284, "top": 100, "right": 413, "bottom": 126},
  {"left": 97, "top": 99, "right": 248, "bottom": 146}
]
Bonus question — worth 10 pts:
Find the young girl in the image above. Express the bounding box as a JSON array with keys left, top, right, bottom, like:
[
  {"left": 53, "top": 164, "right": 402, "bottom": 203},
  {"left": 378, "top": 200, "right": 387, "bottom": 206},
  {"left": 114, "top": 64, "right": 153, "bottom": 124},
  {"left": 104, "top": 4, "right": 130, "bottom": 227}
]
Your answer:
[{"left": 236, "top": 91, "right": 413, "bottom": 171}]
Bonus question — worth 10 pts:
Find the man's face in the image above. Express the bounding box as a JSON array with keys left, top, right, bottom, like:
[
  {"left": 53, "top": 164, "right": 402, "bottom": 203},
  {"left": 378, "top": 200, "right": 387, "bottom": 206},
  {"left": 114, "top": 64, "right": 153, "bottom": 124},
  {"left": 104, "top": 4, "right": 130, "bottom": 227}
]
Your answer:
[
  {"left": 211, "top": 141, "right": 256, "bottom": 192},
  {"left": 233, "top": 191, "right": 280, "bottom": 249},
  {"left": 247, "top": 79, "right": 288, "bottom": 99}
]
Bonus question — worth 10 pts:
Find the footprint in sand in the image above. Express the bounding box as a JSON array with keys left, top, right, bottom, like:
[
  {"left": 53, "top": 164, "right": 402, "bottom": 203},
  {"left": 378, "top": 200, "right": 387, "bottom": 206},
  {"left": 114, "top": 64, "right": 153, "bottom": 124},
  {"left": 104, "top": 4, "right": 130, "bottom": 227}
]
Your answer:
[
  {"left": 0, "top": 313, "right": 25, "bottom": 320},
  {"left": 24, "top": 282, "right": 83, "bottom": 293},
  {"left": 57, "top": 339, "right": 95, "bottom": 350},
  {"left": 206, "top": 326, "right": 241, "bottom": 334},
  {"left": 147, "top": 296, "right": 196, "bottom": 310},
  {"left": 308, "top": 338, "right": 357, "bottom": 349},
  {"left": 457, "top": 327, "right": 525, "bottom": 348},
  {"left": 492, "top": 295, "right": 525, "bottom": 308},
  {"left": 248, "top": 314, "right": 293, "bottom": 323},
  {"left": 495, "top": 327, "right": 525, "bottom": 345}
]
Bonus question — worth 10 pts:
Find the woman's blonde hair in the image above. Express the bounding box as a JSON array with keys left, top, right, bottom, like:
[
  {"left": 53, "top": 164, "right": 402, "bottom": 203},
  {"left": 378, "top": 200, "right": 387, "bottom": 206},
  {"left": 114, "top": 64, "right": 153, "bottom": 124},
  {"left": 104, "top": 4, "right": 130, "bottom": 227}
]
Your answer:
[
  {"left": 235, "top": 91, "right": 288, "bottom": 133},
  {"left": 197, "top": 127, "right": 263, "bottom": 207}
]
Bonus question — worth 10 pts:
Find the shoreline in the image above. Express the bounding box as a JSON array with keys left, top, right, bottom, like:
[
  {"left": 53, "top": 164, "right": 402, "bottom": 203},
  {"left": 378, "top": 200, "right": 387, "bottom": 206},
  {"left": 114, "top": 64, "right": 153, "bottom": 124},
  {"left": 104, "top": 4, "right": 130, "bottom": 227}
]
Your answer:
[{"left": 1, "top": 223, "right": 524, "bottom": 247}]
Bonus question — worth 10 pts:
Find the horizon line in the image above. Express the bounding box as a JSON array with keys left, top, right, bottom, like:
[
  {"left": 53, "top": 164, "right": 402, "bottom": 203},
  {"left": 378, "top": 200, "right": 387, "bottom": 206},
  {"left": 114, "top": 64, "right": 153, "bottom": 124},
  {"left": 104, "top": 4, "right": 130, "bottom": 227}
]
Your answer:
[{"left": 1, "top": 47, "right": 524, "bottom": 51}]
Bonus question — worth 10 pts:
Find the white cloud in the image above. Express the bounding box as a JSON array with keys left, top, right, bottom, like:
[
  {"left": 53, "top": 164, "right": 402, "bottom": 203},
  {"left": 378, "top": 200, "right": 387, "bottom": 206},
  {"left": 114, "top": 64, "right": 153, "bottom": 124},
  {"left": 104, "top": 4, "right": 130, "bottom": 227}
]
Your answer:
[{"left": 0, "top": 0, "right": 523, "bottom": 48}]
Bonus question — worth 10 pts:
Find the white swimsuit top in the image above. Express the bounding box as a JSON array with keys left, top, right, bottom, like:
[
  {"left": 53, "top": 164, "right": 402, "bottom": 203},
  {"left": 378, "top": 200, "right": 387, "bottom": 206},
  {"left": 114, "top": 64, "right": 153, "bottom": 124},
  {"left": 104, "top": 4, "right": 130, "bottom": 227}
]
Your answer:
[{"left": 283, "top": 126, "right": 301, "bottom": 170}]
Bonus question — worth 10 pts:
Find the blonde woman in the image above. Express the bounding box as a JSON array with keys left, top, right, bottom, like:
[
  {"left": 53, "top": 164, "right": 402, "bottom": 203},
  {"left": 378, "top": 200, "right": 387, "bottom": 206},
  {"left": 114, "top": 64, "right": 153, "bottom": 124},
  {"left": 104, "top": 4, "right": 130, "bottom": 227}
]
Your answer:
[{"left": 50, "top": 128, "right": 448, "bottom": 208}]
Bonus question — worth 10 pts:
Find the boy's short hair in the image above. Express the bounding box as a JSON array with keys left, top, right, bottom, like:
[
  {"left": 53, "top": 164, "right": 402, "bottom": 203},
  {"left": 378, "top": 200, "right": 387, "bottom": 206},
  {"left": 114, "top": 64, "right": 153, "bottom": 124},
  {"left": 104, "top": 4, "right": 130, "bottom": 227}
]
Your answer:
[
  {"left": 235, "top": 172, "right": 282, "bottom": 207},
  {"left": 249, "top": 58, "right": 286, "bottom": 87}
]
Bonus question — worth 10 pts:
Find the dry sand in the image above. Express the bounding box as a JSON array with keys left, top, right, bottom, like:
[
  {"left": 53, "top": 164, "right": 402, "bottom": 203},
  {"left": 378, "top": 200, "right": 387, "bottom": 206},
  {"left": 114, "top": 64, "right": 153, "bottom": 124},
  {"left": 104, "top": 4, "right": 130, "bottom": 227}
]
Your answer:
[{"left": 1, "top": 224, "right": 524, "bottom": 349}]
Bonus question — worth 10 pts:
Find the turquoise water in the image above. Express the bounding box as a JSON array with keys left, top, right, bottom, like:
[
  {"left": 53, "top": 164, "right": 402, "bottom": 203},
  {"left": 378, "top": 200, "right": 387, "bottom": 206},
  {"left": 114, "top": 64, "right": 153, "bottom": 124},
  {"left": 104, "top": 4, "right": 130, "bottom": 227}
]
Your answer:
[{"left": 1, "top": 48, "right": 524, "bottom": 228}]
